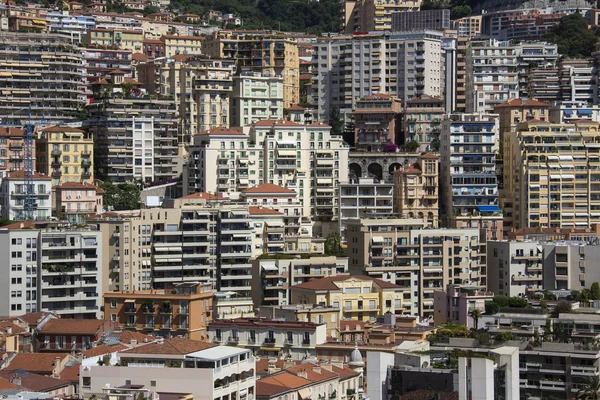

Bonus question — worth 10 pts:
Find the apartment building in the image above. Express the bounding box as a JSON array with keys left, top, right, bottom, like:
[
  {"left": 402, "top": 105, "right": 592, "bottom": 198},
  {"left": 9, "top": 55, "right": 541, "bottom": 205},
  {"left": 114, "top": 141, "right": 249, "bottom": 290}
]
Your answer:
[
  {"left": 312, "top": 31, "right": 444, "bottom": 121},
  {"left": 104, "top": 282, "right": 212, "bottom": 340},
  {"left": 345, "top": 218, "right": 486, "bottom": 318},
  {"left": 37, "top": 318, "right": 108, "bottom": 353},
  {"left": 393, "top": 153, "right": 439, "bottom": 227},
  {"left": 0, "top": 32, "right": 86, "bottom": 126},
  {"left": 342, "top": 0, "right": 422, "bottom": 32},
  {"left": 54, "top": 182, "right": 103, "bottom": 223},
  {"left": 402, "top": 95, "right": 444, "bottom": 149},
  {"left": 208, "top": 318, "right": 327, "bottom": 360},
  {"left": 230, "top": 72, "right": 284, "bottom": 127},
  {"left": 84, "top": 28, "right": 144, "bottom": 52},
  {"left": 257, "top": 304, "right": 342, "bottom": 339},
  {"left": 452, "top": 16, "right": 482, "bottom": 39},
  {"left": 80, "top": 337, "right": 256, "bottom": 400},
  {"left": 516, "top": 42, "right": 559, "bottom": 99},
  {"left": 86, "top": 98, "right": 180, "bottom": 184},
  {"left": 290, "top": 275, "right": 406, "bottom": 322},
  {"left": 527, "top": 67, "right": 561, "bottom": 103},
  {"left": 486, "top": 240, "right": 544, "bottom": 297},
  {"left": 36, "top": 126, "right": 94, "bottom": 186},
  {"left": 391, "top": 9, "right": 450, "bottom": 31},
  {"left": 143, "top": 39, "right": 165, "bottom": 58},
  {"left": 549, "top": 101, "right": 600, "bottom": 124},
  {"left": 251, "top": 256, "right": 349, "bottom": 307},
  {"left": 542, "top": 242, "right": 600, "bottom": 292},
  {"left": 0, "top": 221, "right": 103, "bottom": 318},
  {"left": 81, "top": 48, "right": 133, "bottom": 84},
  {"left": 433, "top": 285, "right": 493, "bottom": 328},
  {"left": 338, "top": 177, "right": 394, "bottom": 238},
  {"left": 203, "top": 31, "right": 300, "bottom": 108},
  {"left": 0, "top": 171, "right": 52, "bottom": 221},
  {"left": 46, "top": 11, "right": 96, "bottom": 43},
  {"left": 440, "top": 114, "right": 503, "bottom": 240},
  {"left": 0, "top": 128, "right": 36, "bottom": 176},
  {"left": 505, "top": 120, "right": 600, "bottom": 230},
  {"left": 352, "top": 94, "right": 402, "bottom": 151},
  {"left": 481, "top": 9, "right": 564, "bottom": 41},
  {"left": 213, "top": 292, "right": 255, "bottom": 320},
  {"left": 161, "top": 35, "right": 203, "bottom": 57},
  {"left": 248, "top": 205, "right": 286, "bottom": 257}
]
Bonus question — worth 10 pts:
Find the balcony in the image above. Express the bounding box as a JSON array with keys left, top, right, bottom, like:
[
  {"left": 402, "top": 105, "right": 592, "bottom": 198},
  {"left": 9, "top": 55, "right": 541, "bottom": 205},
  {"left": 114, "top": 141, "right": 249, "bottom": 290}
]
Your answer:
[
  {"left": 51, "top": 149, "right": 62, "bottom": 157},
  {"left": 263, "top": 337, "right": 276, "bottom": 346}
]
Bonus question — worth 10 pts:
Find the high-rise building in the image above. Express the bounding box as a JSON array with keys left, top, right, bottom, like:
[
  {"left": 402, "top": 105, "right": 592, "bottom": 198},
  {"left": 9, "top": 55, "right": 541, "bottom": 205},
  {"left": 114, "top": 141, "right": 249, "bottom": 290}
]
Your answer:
[
  {"left": 345, "top": 218, "right": 486, "bottom": 318},
  {"left": 230, "top": 72, "right": 284, "bottom": 127},
  {"left": 505, "top": 120, "right": 600, "bottom": 230},
  {"left": 312, "top": 31, "right": 444, "bottom": 122},
  {"left": 36, "top": 126, "right": 94, "bottom": 186},
  {"left": 87, "top": 98, "right": 181, "bottom": 184},
  {"left": 0, "top": 128, "right": 37, "bottom": 178},
  {"left": 402, "top": 95, "right": 444, "bottom": 150},
  {"left": 0, "top": 32, "right": 86, "bottom": 126},
  {"left": 440, "top": 114, "right": 503, "bottom": 240},
  {"left": 353, "top": 94, "right": 402, "bottom": 151},
  {"left": 452, "top": 16, "right": 482, "bottom": 39},
  {"left": 342, "top": 0, "right": 422, "bottom": 32},
  {"left": 391, "top": 9, "right": 450, "bottom": 31}
]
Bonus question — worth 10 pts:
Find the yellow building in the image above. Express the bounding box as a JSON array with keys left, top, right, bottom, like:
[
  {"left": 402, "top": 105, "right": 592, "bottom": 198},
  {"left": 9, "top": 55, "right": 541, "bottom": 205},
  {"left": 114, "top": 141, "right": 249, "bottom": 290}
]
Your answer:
[
  {"left": 506, "top": 120, "right": 600, "bottom": 229},
  {"left": 85, "top": 28, "right": 143, "bottom": 52},
  {"left": 37, "top": 126, "right": 94, "bottom": 186},
  {"left": 203, "top": 31, "right": 300, "bottom": 107},
  {"left": 342, "top": 0, "right": 422, "bottom": 32},
  {"left": 161, "top": 35, "right": 204, "bottom": 58},
  {"left": 393, "top": 153, "right": 439, "bottom": 227},
  {"left": 290, "top": 275, "right": 405, "bottom": 322}
]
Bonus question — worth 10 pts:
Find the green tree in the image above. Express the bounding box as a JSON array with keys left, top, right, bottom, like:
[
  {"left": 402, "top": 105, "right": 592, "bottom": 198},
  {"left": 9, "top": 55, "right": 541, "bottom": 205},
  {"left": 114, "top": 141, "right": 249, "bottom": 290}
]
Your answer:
[
  {"left": 142, "top": 4, "right": 160, "bottom": 15},
  {"left": 328, "top": 107, "right": 344, "bottom": 136},
  {"left": 591, "top": 282, "right": 600, "bottom": 300},
  {"left": 405, "top": 140, "right": 420, "bottom": 152},
  {"left": 485, "top": 301, "right": 499, "bottom": 315},
  {"left": 0, "top": 218, "right": 14, "bottom": 226},
  {"left": 543, "top": 289, "right": 557, "bottom": 300},
  {"left": 100, "top": 182, "right": 140, "bottom": 211},
  {"left": 469, "top": 308, "right": 482, "bottom": 330},
  {"left": 551, "top": 300, "right": 572, "bottom": 317},
  {"left": 494, "top": 331, "right": 513, "bottom": 341},
  {"left": 543, "top": 12, "right": 600, "bottom": 58},
  {"left": 450, "top": 5, "right": 471, "bottom": 19},
  {"left": 577, "top": 376, "right": 600, "bottom": 400},
  {"left": 324, "top": 232, "right": 344, "bottom": 256}
]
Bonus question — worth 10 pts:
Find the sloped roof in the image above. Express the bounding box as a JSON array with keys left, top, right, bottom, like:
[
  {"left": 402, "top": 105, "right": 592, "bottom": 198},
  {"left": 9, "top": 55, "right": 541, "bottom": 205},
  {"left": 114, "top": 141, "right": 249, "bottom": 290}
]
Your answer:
[
  {"left": 256, "top": 371, "right": 312, "bottom": 396},
  {"left": 179, "top": 192, "right": 226, "bottom": 201},
  {"left": 0, "top": 222, "right": 37, "bottom": 230},
  {"left": 292, "top": 276, "right": 402, "bottom": 291},
  {"left": 248, "top": 206, "right": 283, "bottom": 215},
  {"left": 243, "top": 183, "right": 296, "bottom": 195},
  {"left": 7, "top": 170, "right": 51, "bottom": 180},
  {"left": 41, "top": 126, "right": 85, "bottom": 133},
  {"left": 197, "top": 126, "right": 244, "bottom": 136},
  {"left": 120, "top": 337, "right": 217, "bottom": 355},
  {"left": 6, "top": 353, "right": 69, "bottom": 374},
  {"left": 494, "top": 98, "right": 549, "bottom": 108},
  {"left": 0, "top": 370, "right": 71, "bottom": 392},
  {"left": 39, "top": 319, "right": 103, "bottom": 335},
  {"left": 55, "top": 182, "right": 103, "bottom": 193},
  {"left": 83, "top": 344, "right": 128, "bottom": 358}
]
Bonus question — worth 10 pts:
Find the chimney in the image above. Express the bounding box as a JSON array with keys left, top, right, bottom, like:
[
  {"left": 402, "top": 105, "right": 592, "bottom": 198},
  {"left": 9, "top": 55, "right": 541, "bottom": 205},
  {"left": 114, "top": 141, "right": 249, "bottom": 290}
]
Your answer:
[
  {"left": 321, "top": 364, "right": 333, "bottom": 372},
  {"left": 11, "top": 374, "right": 21, "bottom": 387},
  {"left": 130, "top": 339, "right": 137, "bottom": 346},
  {"left": 297, "top": 371, "right": 308, "bottom": 379},
  {"left": 6, "top": 327, "right": 11, "bottom": 335},
  {"left": 312, "top": 367, "right": 321, "bottom": 374}
]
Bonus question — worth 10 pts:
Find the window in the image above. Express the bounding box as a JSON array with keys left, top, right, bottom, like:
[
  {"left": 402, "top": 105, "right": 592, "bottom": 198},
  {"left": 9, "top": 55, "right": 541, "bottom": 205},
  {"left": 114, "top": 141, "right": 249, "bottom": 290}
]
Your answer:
[{"left": 110, "top": 299, "right": 117, "bottom": 308}]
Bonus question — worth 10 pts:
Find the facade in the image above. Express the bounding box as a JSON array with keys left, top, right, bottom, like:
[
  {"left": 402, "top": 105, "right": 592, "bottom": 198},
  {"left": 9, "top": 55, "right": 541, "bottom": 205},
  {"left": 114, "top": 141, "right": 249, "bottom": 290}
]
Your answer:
[
  {"left": 0, "top": 128, "right": 37, "bottom": 177},
  {"left": 80, "top": 338, "right": 256, "bottom": 400},
  {"left": 231, "top": 72, "right": 284, "bottom": 127},
  {"left": 0, "top": 171, "right": 52, "bottom": 221},
  {"left": 541, "top": 242, "right": 600, "bottom": 292},
  {"left": 559, "top": 59, "right": 598, "bottom": 105},
  {"left": 161, "top": 35, "right": 203, "bottom": 57},
  {"left": 202, "top": 31, "right": 300, "bottom": 108},
  {"left": 0, "top": 222, "right": 103, "bottom": 318},
  {"left": 257, "top": 305, "right": 341, "bottom": 339},
  {"left": 338, "top": 177, "right": 394, "bottom": 239},
  {"left": 344, "top": 218, "right": 486, "bottom": 318},
  {"left": 440, "top": 114, "right": 503, "bottom": 240},
  {"left": 452, "top": 16, "right": 482, "bottom": 39},
  {"left": 290, "top": 275, "right": 406, "bottom": 321},
  {"left": 37, "top": 318, "right": 107, "bottom": 352},
  {"left": 393, "top": 153, "right": 439, "bottom": 227},
  {"left": 342, "top": 0, "right": 423, "bottom": 32},
  {"left": 103, "top": 282, "right": 212, "bottom": 340},
  {"left": 87, "top": 98, "right": 180, "bottom": 184},
  {"left": 352, "top": 94, "right": 402, "bottom": 151},
  {"left": 481, "top": 9, "right": 565, "bottom": 41},
  {"left": 54, "top": 182, "right": 103, "bottom": 222},
  {"left": 312, "top": 31, "right": 444, "bottom": 121},
  {"left": 0, "top": 32, "right": 86, "bottom": 126},
  {"left": 391, "top": 9, "right": 450, "bottom": 31},
  {"left": 505, "top": 120, "right": 600, "bottom": 229},
  {"left": 207, "top": 318, "right": 327, "bottom": 360},
  {"left": 84, "top": 28, "right": 144, "bottom": 52},
  {"left": 402, "top": 95, "right": 444, "bottom": 149},
  {"left": 81, "top": 48, "right": 133, "bottom": 84},
  {"left": 433, "top": 285, "right": 494, "bottom": 328},
  {"left": 486, "top": 240, "right": 544, "bottom": 297},
  {"left": 36, "top": 126, "right": 94, "bottom": 186},
  {"left": 549, "top": 102, "right": 600, "bottom": 124}
]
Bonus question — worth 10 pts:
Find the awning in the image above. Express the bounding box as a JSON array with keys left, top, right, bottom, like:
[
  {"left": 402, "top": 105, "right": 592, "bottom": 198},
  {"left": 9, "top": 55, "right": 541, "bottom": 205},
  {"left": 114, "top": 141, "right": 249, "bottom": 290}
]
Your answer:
[
  {"left": 577, "top": 213, "right": 589, "bottom": 217},
  {"left": 559, "top": 155, "right": 573, "bottom": 161},
  {"left": 561, "top": 175, "right": 575, "bottom": 179},
  {"left": 262, "top": 265, "right": 279, "bottom": 271},
  {"left": 560, "top": 164, "right": 574, "bottom": 168},
  {"left": 277, "top": 150, "right": 296, "bottom": 157},
  {"left": 298, "top": 388, "right": 312, "bottom": 400},
  {"left": 579, "top": 109, "right": 593, "bottom": 115},
  {"left": 478, "top": 205, "right": 500, "bottom": 212},
  {"left": 259, "top": 347, "right": 281, "bottom": 351},
  {"left": 562, "top": 213, "right": 574, "bottom": 217},
  {"left": 266, "top": 221, "right": 285, "bottom": 227},
  {"left": 124, "top": 299, "right": 136, "bottom": 303},
  {"left": 424, "top": 268, "right": 443, "bottom": 273},
  {"left": 563, "top": 110, "right": 573, "bottom": 116},
  {"left": 317, "top": 178, "right": 331, "bottom": 184},
  {"left": 529, "top": 184, "right": 540, "bottom": 188},
  {"left": 591, "top": 213, "right": 600, "bottom": 217},
  {"left": 577, "top": 222, "right": 589, "bottom": 226},
  {"left": 550, "top": 175, "right": 561, "bottom": 179},
  {"left": 372, "top": 236, "right": 384, "bottom": 243},
  {"left": 548, "top": 156, "right": 559, "bottom": 160},
  {"left": 169, "top": 247, "right": 182, "bottom": 252}
]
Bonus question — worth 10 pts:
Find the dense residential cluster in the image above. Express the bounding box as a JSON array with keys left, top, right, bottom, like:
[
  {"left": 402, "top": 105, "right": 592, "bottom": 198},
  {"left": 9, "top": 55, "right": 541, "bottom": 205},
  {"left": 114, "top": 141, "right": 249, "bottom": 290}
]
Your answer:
[{"left": 3, "top": 0, "right": 600, "bottom": 400}]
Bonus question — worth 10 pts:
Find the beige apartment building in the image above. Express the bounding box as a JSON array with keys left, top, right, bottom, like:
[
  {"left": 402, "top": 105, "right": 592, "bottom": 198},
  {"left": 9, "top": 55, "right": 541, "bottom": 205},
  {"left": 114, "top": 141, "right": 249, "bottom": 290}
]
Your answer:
[
  {"left": 506, "top": 120, "right": 600, "bottom": 230},
  {"left": 345, "top": 218, "right": 486, "bottom": 318},
  {"left": 36, "top": 126, "right": 94, "bottom": 186},
  {"left": 161, "top": 35, "right": 204, "bottom": 58},
  {"left": 202, "top": 31, "right": 300, "bottom": 107},
  {"left": 393, "top": 153, "right": 439, "bottom": 227},
  {"left": 342, "top": 0, "right": 423, "bottom": 32},
  {"left": 452, "top": 16, "right": 482, "bottom": 39}
]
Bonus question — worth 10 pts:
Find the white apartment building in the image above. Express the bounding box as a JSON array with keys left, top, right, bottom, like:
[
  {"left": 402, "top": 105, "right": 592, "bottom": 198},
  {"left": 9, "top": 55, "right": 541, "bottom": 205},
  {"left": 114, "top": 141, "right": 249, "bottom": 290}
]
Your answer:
[
  {"left": 338, "top": 177, "right": 394, "bottom": 239},
  {"left": 207, "top": 318, "right": 327, "bottom": 360},
  {"left": 46, "top": 11, "right": 96, "bottom": 43},
  {"left": 312, "top": 31, "right": 444, "bottom": 121},
  {"left": 486, "top": 240, "right": 543, "bottom": 297},
  {"left": 231, "top": 72, "right": 284, "bottom": 127},
  {"left": 0, "top": 171, "right": 52, "bottom": 221},
  {"left": 549, "top": 101, "right": 600, "bottom": 124},
  {"left": 80, "top": 338, "right": 256, "bottom": 400},
  {"left": 0, "top": 222, "right": 103, "bottom": 318}
]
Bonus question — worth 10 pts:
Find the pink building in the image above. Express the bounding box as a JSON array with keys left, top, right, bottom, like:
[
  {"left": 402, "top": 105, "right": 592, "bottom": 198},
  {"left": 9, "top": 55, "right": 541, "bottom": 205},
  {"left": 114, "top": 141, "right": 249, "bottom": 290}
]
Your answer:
[
  {"left": 433, "top": 285, "right": 494, "bottom": 329},
  {"left": 353, "top": 94, "right": 402, "bottom": 151},
  {"left": 54, "top": 182, "right": 103, "bottom": 222}
]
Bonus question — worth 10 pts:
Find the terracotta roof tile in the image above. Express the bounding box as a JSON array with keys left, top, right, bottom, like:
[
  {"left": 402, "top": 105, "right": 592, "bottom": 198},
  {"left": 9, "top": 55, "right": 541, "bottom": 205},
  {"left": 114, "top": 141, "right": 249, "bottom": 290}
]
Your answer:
[
  {"left": 285, "top": 105, "right": 306, "bottom": 111},
  {"left": 420, "top": 153, "right": 439, "bottom": 159},
  {"left": 243, "top": 183, "right": 296, "bottom": 195},
  {"left": 172, "top": 53, "right": 191, "bottom": 62},
  {"left": 55, "top": 182, "right": 103, "bottom": 193},
  {"left": 0, "top": 370, "right": 71, "bottom": 392},
  {"left": 197, "top": 127, "right": 244, "bottom": 136},
  {"left": 180, "top": 192, "right": 226, "bottom": 201},
  {"left": 0, "top": 377, "right": 18, "bottom": 391},
  {"left": 248, "top": 206, "right": 283, "bottom": 215},
  {"left": 59, "top": 362, "right": 80, "bottom": 382},
  {"left": 120, "top": 337, "right": 217, "bottom": 355},
  {"left": 110, "top": 330, "right": 155, "bottom": 346},
  {"left": 41, "top": 125, "right": 85, "bottom": 133},
  {"left": 0, "top": 321, "right": 27, "bottom": 335},
  {"left": 0, "top": 222, "right": 37, "bottom": 230},
  {"left": 39, "top": 319, "right": 104, "bottom": 335},
  {"left": 7, "top": 353, "right": 69, "bottom": 374},
  {"left": 15, "top": 312, "right": 50, "bottom": 326},
  {"left": 286, "top": 363, "right": 338, "bottom": 383},
  {"left": 0, "top": 127, "right": 24, "bottom": 137},
  {"left": 252, "top": 120, "right": 303, "bottom": 127},
  {"left": 292, "top": 276, "right": 403, "bottom": 291},
  {"left": 83, "top": 344, "right": 128, "bottom": 358},
  {"left": 132, "top": 53, "right": 149, "bottom": 60},
  {"left": 256, "top": 371, "right": 312, "bottom": 396},
  {"left": 494, "top": 98, "right": 549, "bottom": 108},
  {"left": 7, "top": 170, "right": 51, "bottom": 180}
]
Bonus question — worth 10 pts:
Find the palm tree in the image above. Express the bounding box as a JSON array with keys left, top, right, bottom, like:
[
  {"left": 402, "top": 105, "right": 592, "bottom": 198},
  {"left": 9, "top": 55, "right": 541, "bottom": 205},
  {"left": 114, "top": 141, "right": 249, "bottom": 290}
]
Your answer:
[
  {"left": 577, "top": 376, "right": 600, "bottom": 400},
  {"left": 469, "top": 308, "right": 482, "bottom": 331}
]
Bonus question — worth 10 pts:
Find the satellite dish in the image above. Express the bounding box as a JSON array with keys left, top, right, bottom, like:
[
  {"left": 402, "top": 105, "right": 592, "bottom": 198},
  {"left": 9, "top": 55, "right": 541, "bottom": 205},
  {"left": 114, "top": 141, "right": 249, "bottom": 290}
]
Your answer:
[{"left": 422, "top": 361, "right": 429, "bottom": 368}]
